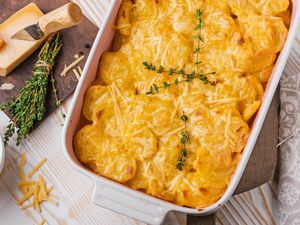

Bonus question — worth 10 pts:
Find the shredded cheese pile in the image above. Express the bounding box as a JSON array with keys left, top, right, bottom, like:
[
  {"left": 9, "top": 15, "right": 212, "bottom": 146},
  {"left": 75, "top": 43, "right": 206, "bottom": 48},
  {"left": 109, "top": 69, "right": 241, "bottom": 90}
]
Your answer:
[{"left": 17, "top": 153, "right": 57, "bottom": 224}]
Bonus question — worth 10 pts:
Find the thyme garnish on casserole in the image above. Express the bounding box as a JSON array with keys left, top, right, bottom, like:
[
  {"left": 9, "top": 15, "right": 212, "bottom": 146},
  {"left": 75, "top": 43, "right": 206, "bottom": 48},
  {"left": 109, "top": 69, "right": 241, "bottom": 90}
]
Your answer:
[
  {"left": 143, "top": 9, "right": 215, "bottom": 170},
  {"left": 177, "top": 111, "right": 190, "bottom": 171},
  {"left": 144, "top": 9, "right": 216, "bottom": 96}
]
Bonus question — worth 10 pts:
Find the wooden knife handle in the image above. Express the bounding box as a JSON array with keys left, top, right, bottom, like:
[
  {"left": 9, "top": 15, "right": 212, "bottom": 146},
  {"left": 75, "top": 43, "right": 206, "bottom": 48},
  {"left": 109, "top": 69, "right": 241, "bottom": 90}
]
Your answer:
[{"left": 38, "top": 3, "right": 83, "bottom": 35}]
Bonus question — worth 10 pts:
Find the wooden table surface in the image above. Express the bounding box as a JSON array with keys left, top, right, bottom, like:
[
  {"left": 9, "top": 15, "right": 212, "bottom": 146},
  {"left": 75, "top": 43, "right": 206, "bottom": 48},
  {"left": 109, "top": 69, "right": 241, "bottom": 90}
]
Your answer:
[{"left": 0, "top": 0, "right": 279, "bottom": 224}]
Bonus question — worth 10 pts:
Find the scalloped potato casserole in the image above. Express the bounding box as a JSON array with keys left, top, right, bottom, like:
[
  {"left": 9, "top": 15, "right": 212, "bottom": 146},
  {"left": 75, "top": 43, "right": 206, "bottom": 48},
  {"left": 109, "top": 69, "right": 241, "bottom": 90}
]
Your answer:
[{"left": 74, "top": 0, "right": 290, "bottom": 208}]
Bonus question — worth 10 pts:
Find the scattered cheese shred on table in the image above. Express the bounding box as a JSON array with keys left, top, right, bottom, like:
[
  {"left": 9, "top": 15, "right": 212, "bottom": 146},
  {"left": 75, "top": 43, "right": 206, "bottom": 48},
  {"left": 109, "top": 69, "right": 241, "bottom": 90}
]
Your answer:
[
  {"left": 39, "top": 218, "right": 45, "bottom": 225},
  {"left": 16, "top": 153, "right": 57, "bottom": 224},
  {"left": 28, "top": 158, "right": 47, "bottom": 179},
  {"left": 73, "top": 69, "right": 81, "bottom": 80},
  {"left": 0, "top": 39, "right": 5, "bottom": 49},
  {"left": 77, "top": 66, "right": 83, "bottom": 75},
  {"left": 0, "top": 82, "right": 15, "bottom": 90},
  {"left": 60, "top": 54, "right": 84, "bottom": 76}
]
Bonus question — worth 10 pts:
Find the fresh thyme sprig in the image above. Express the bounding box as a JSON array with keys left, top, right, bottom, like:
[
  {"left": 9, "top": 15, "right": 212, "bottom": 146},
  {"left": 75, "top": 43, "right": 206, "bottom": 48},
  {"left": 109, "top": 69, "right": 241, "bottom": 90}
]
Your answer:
[
  {"left": 143, "top": 9, "right": 213, "bottom": 170},
  {"left": 194, "top": 9, "right": 204, "bottom": 75},
  {"left": 50, "top": 72, "right": 66, "bottom": 121},
  {"left": 143, "top": 9, "right": 216, "bottom": 95},
  {"left": 144, "top": 62, "right": 216, "bottom": 95},
  {"left": 0, "top": 33, "right": 62, "bottom": 145},
  {"left": 177, "top": 111, "right": 189, "bottom": 171}
]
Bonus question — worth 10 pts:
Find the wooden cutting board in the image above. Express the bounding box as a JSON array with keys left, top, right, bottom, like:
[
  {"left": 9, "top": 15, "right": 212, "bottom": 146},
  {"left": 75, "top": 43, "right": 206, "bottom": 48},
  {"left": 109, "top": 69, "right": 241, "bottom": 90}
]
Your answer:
[
  {"left": 187, "top": 89, "right": 279, "bottom": 225},
  {"left": 0, "top": 0, "right": 98, "bottom": 119}
]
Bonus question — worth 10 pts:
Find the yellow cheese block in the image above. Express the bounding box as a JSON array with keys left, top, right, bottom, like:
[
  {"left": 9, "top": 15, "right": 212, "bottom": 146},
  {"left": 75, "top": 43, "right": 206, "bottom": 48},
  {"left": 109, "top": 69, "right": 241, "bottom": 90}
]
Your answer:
[{"left": 0, "top": 3, "right": 47, "bottom": 76}]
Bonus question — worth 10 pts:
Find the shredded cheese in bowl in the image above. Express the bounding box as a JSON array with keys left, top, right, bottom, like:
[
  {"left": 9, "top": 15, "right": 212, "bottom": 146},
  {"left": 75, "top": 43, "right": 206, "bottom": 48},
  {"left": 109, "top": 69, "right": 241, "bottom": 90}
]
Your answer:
[{"left": 74, "top": 0, "right": 290, "bottom": 209}]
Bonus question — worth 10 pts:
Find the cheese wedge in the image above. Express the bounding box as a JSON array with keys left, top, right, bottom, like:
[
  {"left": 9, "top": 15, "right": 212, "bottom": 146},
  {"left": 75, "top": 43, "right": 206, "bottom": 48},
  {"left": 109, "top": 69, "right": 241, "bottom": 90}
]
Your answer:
[{"left": 0, "top": 3, "right": 47, "bottom": 76}]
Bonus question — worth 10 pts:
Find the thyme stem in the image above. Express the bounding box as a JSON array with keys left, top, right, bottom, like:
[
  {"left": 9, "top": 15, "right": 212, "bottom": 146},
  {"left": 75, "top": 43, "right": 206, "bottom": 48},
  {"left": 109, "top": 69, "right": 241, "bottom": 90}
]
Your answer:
[
  {"left": 194, "top": 9, "right": 204, "bottom": 77},
  {"left": 177, "top": 110, "right": 189, "bottom": 171},
  {"left": 145, "top": 69, "right": 216, "bottom": 95},
  {"left": 142, "top": 9, "right": 213, "bottom": 170},
  {"left": 50, "top": 72, "right": 66, "bottom": 122}
]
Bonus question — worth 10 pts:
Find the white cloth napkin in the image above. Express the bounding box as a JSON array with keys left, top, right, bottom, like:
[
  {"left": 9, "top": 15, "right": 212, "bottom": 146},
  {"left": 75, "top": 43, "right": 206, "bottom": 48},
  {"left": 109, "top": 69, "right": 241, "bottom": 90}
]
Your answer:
[
  {"left": 277, "top": 17, "right": 300, "bottom": 223},
  {"left": 278, "top": 72, "right": 300, "bottom": 223}
]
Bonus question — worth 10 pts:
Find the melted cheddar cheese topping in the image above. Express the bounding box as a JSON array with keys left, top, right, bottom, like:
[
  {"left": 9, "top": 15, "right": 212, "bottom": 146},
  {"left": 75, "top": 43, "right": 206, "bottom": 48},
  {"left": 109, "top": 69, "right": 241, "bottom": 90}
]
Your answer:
[{"left": 74, "top": 0, "right": 289, "bottom": 208}]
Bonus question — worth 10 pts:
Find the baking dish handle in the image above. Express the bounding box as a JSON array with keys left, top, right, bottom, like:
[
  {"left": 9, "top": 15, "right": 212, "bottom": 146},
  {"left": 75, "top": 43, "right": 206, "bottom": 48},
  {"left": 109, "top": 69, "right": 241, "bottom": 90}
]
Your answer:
[{"left": 93, "top": 181, "right": 170, "bottom": 225}]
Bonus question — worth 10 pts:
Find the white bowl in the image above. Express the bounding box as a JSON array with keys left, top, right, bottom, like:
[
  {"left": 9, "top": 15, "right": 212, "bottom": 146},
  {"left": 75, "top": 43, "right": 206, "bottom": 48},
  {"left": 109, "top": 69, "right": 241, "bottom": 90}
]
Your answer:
[{"left": 0, "top": 136, "right": 5, "bottom": 173}]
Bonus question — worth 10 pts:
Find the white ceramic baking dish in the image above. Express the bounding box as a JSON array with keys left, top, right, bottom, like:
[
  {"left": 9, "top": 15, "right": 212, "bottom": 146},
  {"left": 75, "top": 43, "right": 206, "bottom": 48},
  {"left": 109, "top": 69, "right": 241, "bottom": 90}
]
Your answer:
[{"left": 62, "top": 1, "right": 300, "bottom": 224}]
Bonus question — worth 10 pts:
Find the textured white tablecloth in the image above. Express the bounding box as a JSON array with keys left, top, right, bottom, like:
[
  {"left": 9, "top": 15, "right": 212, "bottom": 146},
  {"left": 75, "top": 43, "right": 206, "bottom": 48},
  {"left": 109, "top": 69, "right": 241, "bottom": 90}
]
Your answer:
[{"left": 278, "top": 38, "right": 300, "bottom": 224}]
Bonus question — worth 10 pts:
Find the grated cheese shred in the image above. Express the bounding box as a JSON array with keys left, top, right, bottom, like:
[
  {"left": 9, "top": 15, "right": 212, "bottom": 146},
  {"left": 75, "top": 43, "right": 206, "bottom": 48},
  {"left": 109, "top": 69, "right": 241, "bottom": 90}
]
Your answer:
[
  {"left": 77, "top": 66, "right": 83, "bottom": 74},
  {"left": 73, "top": 69, "right": 81, "bottom": 80},
  {"left": 61, "top": 55, "right": 84, "bottom": 76},
  {"left": 28, "top": 158, "right": 47, "bottom": 179},
  {"left": 39, "top": 218, "right": 45, "bottom": 225}
]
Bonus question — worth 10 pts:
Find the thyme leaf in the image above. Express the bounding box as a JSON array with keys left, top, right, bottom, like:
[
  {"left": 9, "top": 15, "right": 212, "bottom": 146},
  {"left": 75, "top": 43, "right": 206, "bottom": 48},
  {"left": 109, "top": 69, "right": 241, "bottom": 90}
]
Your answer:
[
  {"left": 177, "top": 111, "right": 190, "bottom": 171},
  {"left": 145, "top": 70, "right": 216, "bottom": 95}
]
